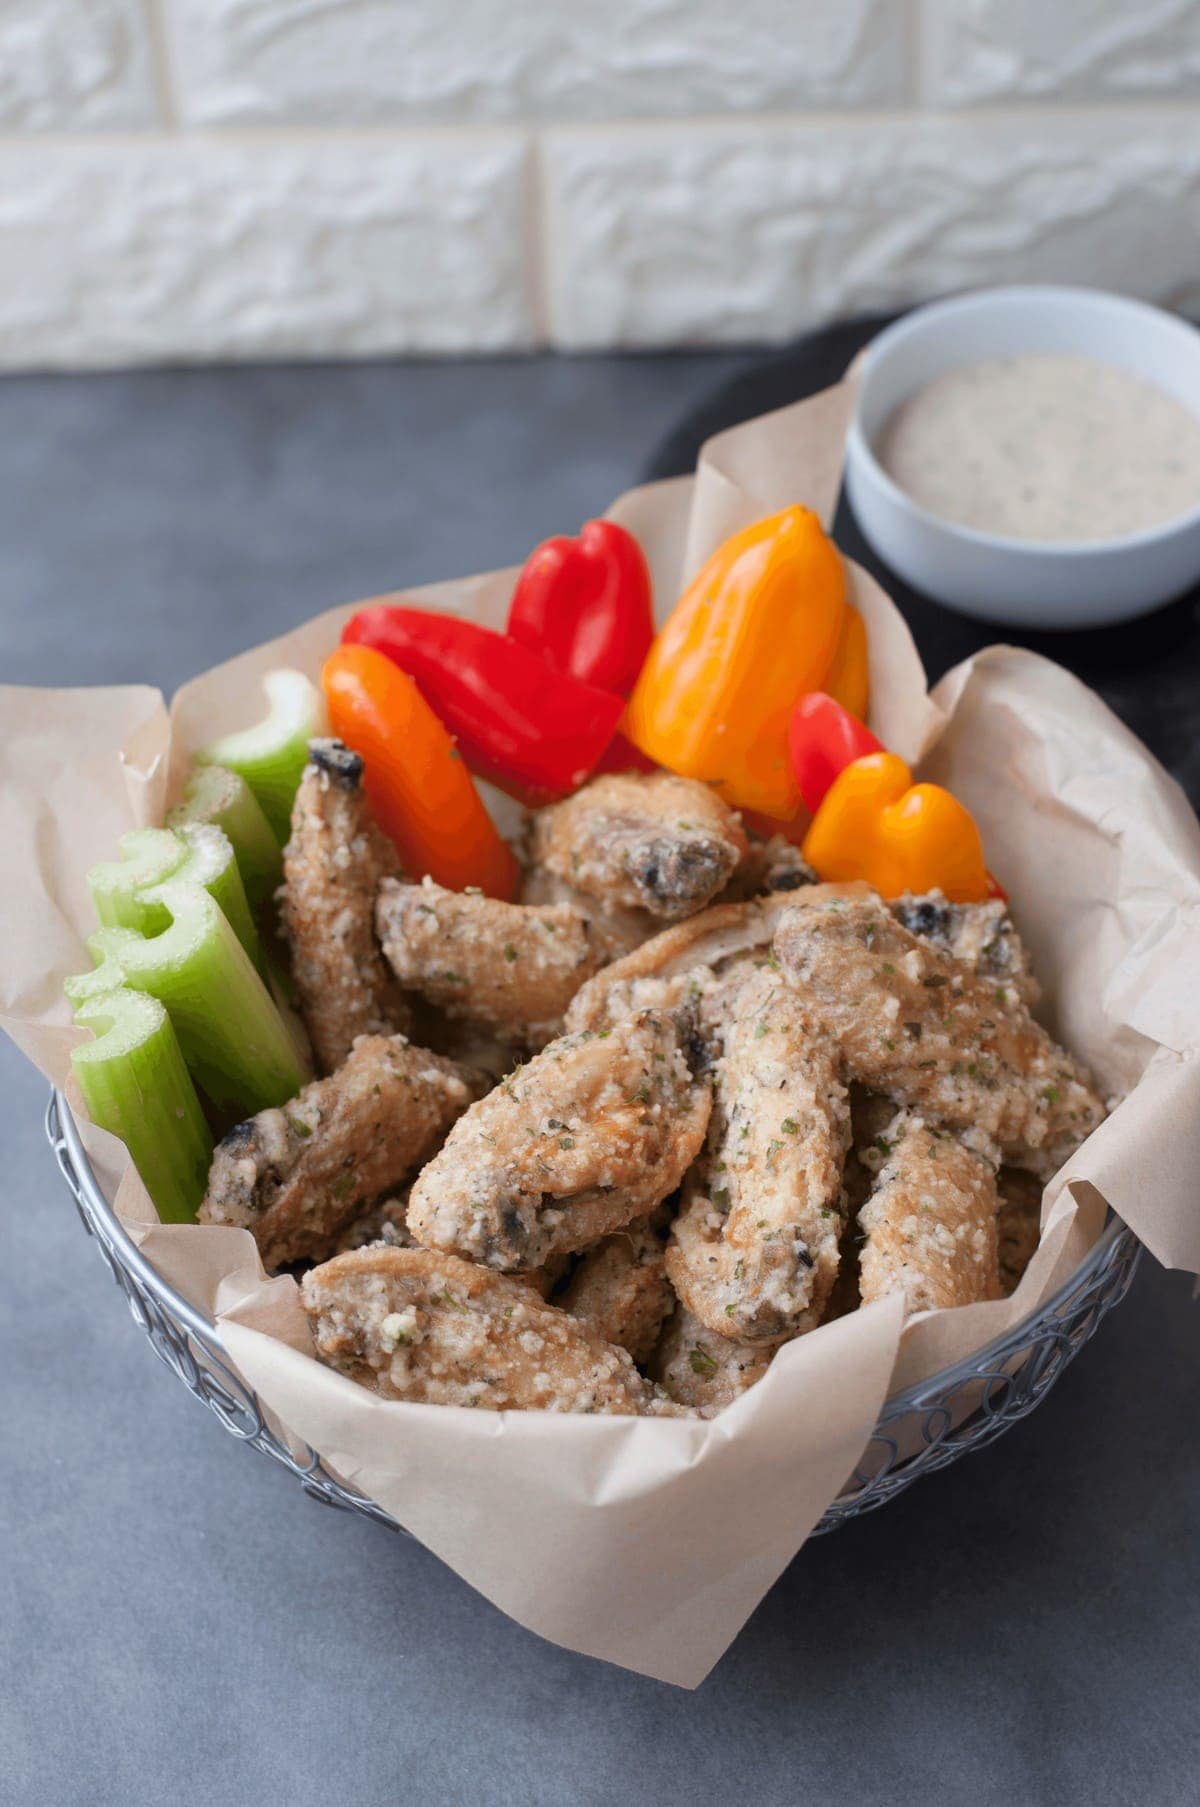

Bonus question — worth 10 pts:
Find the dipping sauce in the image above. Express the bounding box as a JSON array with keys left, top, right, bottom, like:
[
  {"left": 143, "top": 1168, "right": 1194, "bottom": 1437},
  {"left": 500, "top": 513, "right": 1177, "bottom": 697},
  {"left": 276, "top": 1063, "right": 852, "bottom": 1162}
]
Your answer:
[{"left": 876, "top": 353, "right": 1200, "bottom": 543}]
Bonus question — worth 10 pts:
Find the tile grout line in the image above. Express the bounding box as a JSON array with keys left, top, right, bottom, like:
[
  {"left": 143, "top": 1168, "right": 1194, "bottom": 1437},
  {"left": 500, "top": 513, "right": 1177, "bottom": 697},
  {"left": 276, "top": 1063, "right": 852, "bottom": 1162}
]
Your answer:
[
  {"left": 141, "top": 0, "right": 181, "bottom": 130},
  {"left": 524, "top": 133, "right": 554, "bottom": 352}
]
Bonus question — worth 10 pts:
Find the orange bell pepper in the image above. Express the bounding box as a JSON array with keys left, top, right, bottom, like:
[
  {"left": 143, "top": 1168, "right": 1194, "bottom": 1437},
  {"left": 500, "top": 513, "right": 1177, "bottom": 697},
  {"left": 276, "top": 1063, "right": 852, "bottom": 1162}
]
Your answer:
[
  {"left": 824, "top": 603, "right": 870, "bottom": 722},
  {"left": 322, "top": 644, "right": 519, "bottom": 899},
  {"left": 802, "top": 752, "right": 990, "bottom": 902},
  {"left": 624, "top": 506, "right": 856, "bottom": 819}
]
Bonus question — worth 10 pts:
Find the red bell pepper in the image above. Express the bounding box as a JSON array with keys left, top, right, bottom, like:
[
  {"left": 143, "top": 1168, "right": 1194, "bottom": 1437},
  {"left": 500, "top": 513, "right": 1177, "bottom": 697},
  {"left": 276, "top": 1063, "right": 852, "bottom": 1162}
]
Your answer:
[
  {"left": 788, "top": 692, "right": 884, "bottom": 816},
  {"left": 507, "top": 519, "right": 653, "bottom": 697},
  {"left": 342, "top": 605, "right": 626, "bottom": 806}
]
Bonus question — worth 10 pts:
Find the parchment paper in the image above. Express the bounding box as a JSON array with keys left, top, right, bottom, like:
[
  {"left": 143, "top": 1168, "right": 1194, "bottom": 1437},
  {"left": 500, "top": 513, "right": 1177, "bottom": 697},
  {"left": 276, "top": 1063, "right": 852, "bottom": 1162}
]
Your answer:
[{"left": 5, "top": 374, "right": 1200, "bottom": 1687}]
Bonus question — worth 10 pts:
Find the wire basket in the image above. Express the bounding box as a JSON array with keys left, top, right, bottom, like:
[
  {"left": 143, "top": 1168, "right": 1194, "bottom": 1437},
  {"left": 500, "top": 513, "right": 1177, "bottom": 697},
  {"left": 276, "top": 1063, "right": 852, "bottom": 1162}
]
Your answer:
[{"left": 46, "top": 1088, "right": 1141, "bottom": 1535}]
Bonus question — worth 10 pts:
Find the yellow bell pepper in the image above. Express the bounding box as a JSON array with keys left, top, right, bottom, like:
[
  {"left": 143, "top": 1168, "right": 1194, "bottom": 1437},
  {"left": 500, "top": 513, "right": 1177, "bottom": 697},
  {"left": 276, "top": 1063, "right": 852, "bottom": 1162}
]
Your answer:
[
  {"left": 802, "top": 752, "right": 990, "bottom": 902},
  {"left": 624, "top": 506, "right": 858, "bottom": 819}
]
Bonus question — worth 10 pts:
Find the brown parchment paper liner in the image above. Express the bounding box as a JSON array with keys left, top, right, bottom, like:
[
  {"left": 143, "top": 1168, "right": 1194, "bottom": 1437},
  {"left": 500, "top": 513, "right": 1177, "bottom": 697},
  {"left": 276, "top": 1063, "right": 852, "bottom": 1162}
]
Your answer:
[{"left": 5, "top": 375, "right": 1200, "bottom": 1686}]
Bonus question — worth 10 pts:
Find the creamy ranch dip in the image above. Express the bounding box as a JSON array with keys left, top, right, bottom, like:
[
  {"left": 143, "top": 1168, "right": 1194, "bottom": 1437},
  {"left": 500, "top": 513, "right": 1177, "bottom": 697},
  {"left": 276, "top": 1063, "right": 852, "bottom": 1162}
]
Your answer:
[{"left": 876, "top": 353, "right": 1200, "bottom": 543}]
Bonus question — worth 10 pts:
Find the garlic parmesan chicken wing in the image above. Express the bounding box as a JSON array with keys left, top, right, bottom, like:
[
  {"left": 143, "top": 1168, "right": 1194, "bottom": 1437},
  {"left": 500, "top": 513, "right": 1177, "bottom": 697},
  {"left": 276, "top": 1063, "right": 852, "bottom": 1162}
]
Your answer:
[
  {"left": 651, "top": 1306, "right": 772, "bottom": 1413},
  {"left": 376, "top": 876, "right": 603, "bottom": 1049},
  {"left": 775, "top": 895, "right": 1104, "bottom": 1177},
  {"left": 530, "top": 772, "right": 747, "bottom": 920},
  {"left": 518, "top": 863, "right": 658, "bottom": 965},
  {"left": 892, "top": 891, "right": 1038, "bottom": 1007},
  {"left": 857, "top": 1112, "right": 1001, "bottom": 1314},
  {"left": 667, "top": 969, "right": 851, "bottom": 1343},
  {"left": 561, "top": 1207, "right": 674, "bottom": 1364},
  {"left": 279, "top": 739, "right": 410, "bottom": 1073},
  {"left": 566, "top": 894, "right": 795, "bottom": 1035},
  {"left": 198, "top": 1034, "right": 477, "bottom": 1270},
  {"left": 303, "top": 1246, "right": 674, "bottom": 1414},
  {"left": 407, "top": 1010, "right": 711, "bottom": 1271}
]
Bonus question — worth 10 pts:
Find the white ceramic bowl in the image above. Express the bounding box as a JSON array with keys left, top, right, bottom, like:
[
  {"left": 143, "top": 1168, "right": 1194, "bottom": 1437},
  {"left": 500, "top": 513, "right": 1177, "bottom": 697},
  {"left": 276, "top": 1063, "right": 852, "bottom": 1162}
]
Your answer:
[{"left": 845, "top": 285, "right": 1200, "bottom": 629}]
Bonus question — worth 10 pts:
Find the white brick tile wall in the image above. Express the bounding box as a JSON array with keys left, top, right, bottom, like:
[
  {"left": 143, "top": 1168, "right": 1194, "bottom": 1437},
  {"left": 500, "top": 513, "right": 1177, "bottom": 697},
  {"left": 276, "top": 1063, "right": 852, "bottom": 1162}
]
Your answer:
[
  {"left": 165, "top": 0, "right": 905, "bottom": 125},
  {"left": 0, "top": 137, "right": 534, "bottom": 369},
  {"left": 544, "top": 114, "right": 1200, "bottom": 349},
  {"left": 0, "top": 0, "right": 160, "bottom": 129},
  {"left": 1, "top": 0, "right": 1199, "bottom": 365},
  {"left": 924, "top": 0, "right": 1200, "bottom": 106}
]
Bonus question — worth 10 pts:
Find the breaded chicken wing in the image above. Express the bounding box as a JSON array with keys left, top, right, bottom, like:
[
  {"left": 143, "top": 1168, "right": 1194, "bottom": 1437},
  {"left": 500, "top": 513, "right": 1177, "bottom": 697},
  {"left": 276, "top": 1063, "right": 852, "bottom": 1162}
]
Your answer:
[
  {"left": 376, "top": 876, "right": 602, "bottom": 1048},
  {"left": 302, "top": 1245, "right": 675, "bottom": 1414},
  {"left": 531, "top": 772, "right": 747, "bottom": 920},
  {"left": 279, "top": 740, "right": 410, "bottom": 1072},
  {"left": 519, "top": 863, "right": 658, "bottom": 964},
  {"left": 857, "top": 1112, "right": 1001, "bottom": 1314},
  {"left": 892, "top": 891, "right": 1038, "bottom": 1006},
  {"left": 666, "top": 969, "right": 851, "bottom": 1342},
  {"left": 651, "top": 1306, "right": 772, "bottom": 1413},
  {"left": 996, "top": 1166, "right": 1044, "bottom": 1295},
  {"left": 199, "top": 1033, "right": 477, "bottom": 1270},
  {"left": 565, "top": 895, "right": 794, "bottom": 1035},
  {"left": 407, "top": 1010, "right": 711, "bottom": 1271},
  {"left": 560, "top": 1206, "right": 674, "bottom": 1364},
  {"left": 775, "top": 895, "right": 1105, "bottom": 1176}
]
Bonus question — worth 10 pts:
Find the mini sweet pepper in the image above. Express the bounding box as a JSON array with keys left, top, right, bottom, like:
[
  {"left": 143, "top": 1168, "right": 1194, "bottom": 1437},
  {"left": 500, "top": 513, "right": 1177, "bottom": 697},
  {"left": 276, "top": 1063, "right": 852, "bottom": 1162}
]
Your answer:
[
  {"left": 788, "top": 692, "right": 884, "bottom": 816},
  {"left": 624, "top": 506, "right": 865, "bottom": 820},
  {"left": 507, "top": 519, "right": 653, "bottom": 697},
  {"left": 802, "top": 751, "right": 990, "bottom": 902},
  {"left": 323, "top": 643, "right": 519, "bottom": 898},
  {"left": 341, "top": 606, "right": 626, "bottom": 806}
]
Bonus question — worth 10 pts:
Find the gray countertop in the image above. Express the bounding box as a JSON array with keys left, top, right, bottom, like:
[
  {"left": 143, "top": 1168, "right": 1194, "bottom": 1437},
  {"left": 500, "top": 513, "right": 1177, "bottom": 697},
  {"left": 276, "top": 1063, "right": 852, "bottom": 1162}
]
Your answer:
[{"left": 2, "top": 353, "right": 1198, "bottom": 1807}]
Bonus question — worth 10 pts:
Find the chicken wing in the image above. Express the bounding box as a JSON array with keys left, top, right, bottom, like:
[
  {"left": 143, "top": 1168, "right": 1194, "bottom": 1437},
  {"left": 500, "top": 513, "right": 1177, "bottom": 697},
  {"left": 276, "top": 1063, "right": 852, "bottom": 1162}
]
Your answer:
[
  {"left": 666, "top": 969, "right": 851, "bottom": 1342},
  {"left": 774, "top": 894, "right": 1105, "bottom": 1176},
  {"left": 376, "top": 876, "right": 603, "bottom": 1049},
  {"left": 302, "top": 1245, "right": 675, "bottom": 1413},
  {"left": 560, "top": 1206, "right": 675, "bottom": 1364},
  {"left": 892, "top": 891, "right": 1038, "bottom": 1006},
  {"left": 650, "top": 1306, "right": 772, "bottom": 1413},
  {"left": 857, "top": 1112, "right": 1001, "bottom": 1314},
  {"left": 530, "top": 772, "right": 747, "bottom": 920},
  {"left": 407, "top": 1010, "right": 711, "bottom": 1271},
  {"left": 519, "top": 862, "right": 658, "bottom": 964},
  {"left": 565, "top": 895, "right": 794, "bottom": 1035},
  {"left": 279, "top": 739, "right": 410, "bottom": 1073},
  {"left": 198, "top": 1033, "right": 477, "bottom": 1270}
]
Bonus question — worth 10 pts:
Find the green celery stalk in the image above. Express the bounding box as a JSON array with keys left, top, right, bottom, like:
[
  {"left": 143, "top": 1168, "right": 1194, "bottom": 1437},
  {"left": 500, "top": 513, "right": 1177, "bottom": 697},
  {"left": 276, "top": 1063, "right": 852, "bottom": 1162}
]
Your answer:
[
  {"left": 64, "top": 929, "right": 132, "bottom": 1011},
  {"left": 71, "top": 989, "right": 213, "bottom": 1224},
  {"left": 166, "top": 763, "right": 282, "bottom": 913},
  {"left": 88, "top": 828, "right": 185, "bottom": 927},
  {"left": 87, "top": 825, "right": 263, "bottom": 974},
  {"left": 69, "top": 881, "right": 308, "bottom": 1115},
  {"left": 173, "top": 824, "right": 262, "bottom": 973},
  {"left": 196, "top": 668, "right": 325, "bottom": 843}
]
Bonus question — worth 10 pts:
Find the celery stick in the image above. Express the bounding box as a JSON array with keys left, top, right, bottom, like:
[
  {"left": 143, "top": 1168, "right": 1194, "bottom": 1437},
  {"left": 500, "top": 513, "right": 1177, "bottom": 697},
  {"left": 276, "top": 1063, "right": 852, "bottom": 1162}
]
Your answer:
[
  {"left": 87, "top": 824, "right": 263, "bottom": 973},
  {"left": 166, "top": 763, "right": 282, "bottom": 913},
  {"left": 78, "top": 882, "right": 308, "bottom": 1115},
  {"left": 197, "top": 668, "right": 325, "bottom": 843},
  {"left": 173, "top": 825, "right": 262, "bottom": 974},
  {"left": 71, "top": 989, "right": 213, "bottom": 1224},
  {"left": 89, "top": 828, "right": 185, "bottom": 929},
  {"left": 64, "top": 929, "right": 132, "bottom": 1011}
]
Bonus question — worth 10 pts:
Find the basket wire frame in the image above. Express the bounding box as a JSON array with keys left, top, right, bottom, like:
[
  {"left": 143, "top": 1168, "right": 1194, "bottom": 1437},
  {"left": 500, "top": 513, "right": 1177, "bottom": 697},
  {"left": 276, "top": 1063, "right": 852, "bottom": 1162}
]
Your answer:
[{"left": 47, "top": 1088, "right": 1141, "bottom": 1536}]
